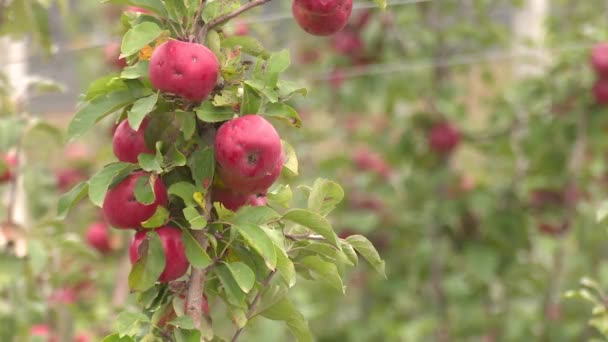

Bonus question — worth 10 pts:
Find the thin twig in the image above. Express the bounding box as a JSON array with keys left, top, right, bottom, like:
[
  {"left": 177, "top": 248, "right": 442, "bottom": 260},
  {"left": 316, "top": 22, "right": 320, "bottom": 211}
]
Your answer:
[
  {"left": 198, "top": 0, "right": 272, "bottom": 42},
  {"left": 190, "top": 0, "right": 206, "bottom": 39},
  {"left": 231, "top": 270, "right": 277, "bottom": 342}
]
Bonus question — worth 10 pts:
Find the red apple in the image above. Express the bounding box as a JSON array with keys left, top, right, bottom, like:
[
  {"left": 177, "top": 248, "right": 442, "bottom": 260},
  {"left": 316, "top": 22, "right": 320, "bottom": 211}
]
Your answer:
[
  {"left": 329, "top": 69, "right": 346, "bottom": 89},
  {"left": 74, "top": 333, "right": 91, "bottom": 342},
  {"left": 353, "top": 147, "right": 391, "bottom": 178},
  {"left": 234, "top": 22, "right": 249, "bottom": 36},
  {"left": 113, "top": 118, "right": 154, "bottom": 163},
  {"left": 538, "top": 222, "right": 569, "bottom": 236},
  {"left": 49, "top": 287, "right": 77, "bottom": 305},
  {"left": 64, "top": 143, "right": 90, "bottom": 161},
  {"left": 212, "top": 187, "right": 268, "bottom": 211},
  {"left": 102, "top": 172, "right": 168, "bottom": 229},
  {"left": 292, "top": 0, "right": 353, "bottom": 36},
  {"left": 0, "top": 151, "right": 17, "bottom": 183},
  {"left": 594, "top": 78, "right": 608, "bottom": 104},
  {"left": 56, "top": 168, "right": 87, "bottom": 192},
  {"left": 104, "top": 42, "right": 127, "bottom": 70},
  {"left": 591, "top": 43, "right": 608, "bottom": 77},
  {"left": 428, "top": 122, "right": 461, "bottom": 154},
  {"left": 331, "top": 30, "right": 363, "bottom": 56},
  {"left": 130, "top": 226, "right": 190, "bottom": 283},
  {"left": 248, "top": 193, "right": 268, "bottom": 207},
  {"left": 30, "top": 324, "right": 57, "bottom": 342},
  {"left": 298, "top": 48, "right": 321, "bottom": 64},
  {"left": 85, "top": 222, "right": 112, "bottom": 254},
  {"left": 215, "top": 115, "right": 283, "bottom": 194},
  {"left": 149, "top": 40, "right": 219, "bottom": 102}
]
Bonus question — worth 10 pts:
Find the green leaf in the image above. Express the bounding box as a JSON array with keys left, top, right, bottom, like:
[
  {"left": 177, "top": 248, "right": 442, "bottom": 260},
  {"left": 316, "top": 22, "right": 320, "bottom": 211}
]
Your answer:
[
  {"left": 101, "top": 333, "right": 136, "bottom": 342},
  {"left": 230, "top": 206, "right": 280, "bottom": 225},
  {"left": 27, "top": 240, "right": 48, "bottom": 275},
  {"left": 195, "top": 102, "right": 235, "bottom": 122},
  {"left": 182, "top": 230, "right": 212, "bottom": 268},
  {"left": 121, "top": 22, "right": 164, "bottom": 58},
  {"left": 215, "top": 262, "right": 246, "bottom": 306},
  {"left": 103, "top": 0, "right": 168, "bottom": 16},
  {"left": 340, "top": 241, "right": 358, "bottom": 266},
  {"left": 183, "top": 206, "right": 207, "bottom": 229},
  {"left": 164, "top": 0, "right": 188, "bottom": 22},
  {"left": 121, "top": 61, "right": 150, "bottom": 79},
  {"left": 234, "top": 223, "right": 277, "bottom": 270},
  {"left": 188, "top": 147, "right": 214, "bottom": 189},
  {"left": 128, "top": 93, "right": 158, "bottom": 131},
  {"left": 128, "top": 231, "right": 166, "bottom": 291},
  {"left": 175, "top": 111, "right": 196, "bottom": 140},
  {"left": 277, "top": 80, "right": 307, "bottom": 100},
  {"left": 283, "top": 209, "right": 339, "bottom": 248},
  {"left": 173, "top": 328, "right": 202, "bottom": 342},
  {"left": 224, "top": 261, "right": 255, "bottom": 294},
  {"left": 169, "top": 182, "right": 197, "bottom": 206},
  {"left": 56, "top": 182, "right": 88, "bottom": 219},
  {"left": 304, "top": 242, "right": 353, "bottom": 266},
  {"left": 281, "top": 140, "right": 298, "bottom": 176},
  {"left": 202, "top": 0, "right": 239, "bottom": 22},
  {"left": 245, "top": 79, "right": 278, "bottom": 103},
  {"left": 264, "top": 49, "right": 290, "bottom": 87},
  {"left": 222, "top": 36, "right": 270, "bottom": 59},
  {"left": 299, "top": 256, "right": 344, "bottom": 293},
  {"left": 261, "top": 297, "right": 313, "bottom": 342},
  {"left": 307, "top": 179, "right": 344, "bottom": 216},
  {"left": 114, "top": 311, "right": 150, "bottom": 338},
  {"left": 263, "top": 103, "right": 301, "bottom": 128},
  {"left": 346, "top": 235, "right": 386, "bottom": 278},
  {"left": 141, "top": 206, "right": 169, "bottom": 228},
  {"left": 68, "top": 89, "right": 141, "bottom": 141},
  {"left": 267, "top": 185, "right": 292, "bottom": 208},
  {"left": 241, "top": 83, "right": 261, "bottom": 114},
  {"left": 138, "top": 153, "right": 163, "bottom": 173},
  {"left": 274, "top": 244, "right": 296, "bottom": 287},
  {"left": 88, "top": 163, "right": 137, "bottom": 207},
  {"left": 134, "top": 174, "right": 155, "bottom": 205},
  {"left": 374, "top": 0, "right": 387, "bottom": 9}
]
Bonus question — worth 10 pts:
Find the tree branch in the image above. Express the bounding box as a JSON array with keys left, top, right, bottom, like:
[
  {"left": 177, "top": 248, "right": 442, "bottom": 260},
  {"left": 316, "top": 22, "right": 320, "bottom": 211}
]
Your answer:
[
  {"left": 190, "top": 0, "right": 207, "bottom": 40},
  {"left": 199, "top": 0, "right": 272, "bottom": 41},
  {"left": 186, "top": 125, "right": 216, "bottom": 330},
  {"left": 231, "top": 270, "right": 276, "bottom": 342}
]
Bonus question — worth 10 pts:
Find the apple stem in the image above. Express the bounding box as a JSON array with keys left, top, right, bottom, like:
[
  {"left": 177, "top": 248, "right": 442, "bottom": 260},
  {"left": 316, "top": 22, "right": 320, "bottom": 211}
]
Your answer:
[
  {"left": 230, "top": 270, "right": 276, "bottom": 342},
  {"left": 198, "top": 0, "right": 273, "bottom": 42}
]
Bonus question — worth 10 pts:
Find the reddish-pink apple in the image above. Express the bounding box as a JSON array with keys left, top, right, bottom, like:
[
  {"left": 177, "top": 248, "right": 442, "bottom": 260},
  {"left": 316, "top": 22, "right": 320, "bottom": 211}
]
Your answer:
[
  {"left": 113, "top": 117, "right": 154, "bottom": 163},
  {"left": 331, "top": 30, "right": 363, "bottom": 56},
  {"left": 215, "top": 115, "right": 283, "bottom": 194},
  {"left": 428, "top": 122, "right": 461, "bottom": 154},
  {"left": 85, "top": 222, "right": 112, "bottom": 254},
  {"left": 130, "top": 226, "right": 190, "bottom": 282},
  {"left": 591, "top": 43, "right": 608, "bottom": 77},
  {"left": 102, "top": 172, "right": 168, "bottom": 229},
  {"left": 149, "top": 40, "right": 219, "bottom": 102},
  {"left": 104, "top": 42, "right": 127, "bottom": 70},
  {"left": 594, "top": 78, "right": 608, "bottom": 104},
  {"left": 292, "top": 0, "right": 353, "bottom": 36}
]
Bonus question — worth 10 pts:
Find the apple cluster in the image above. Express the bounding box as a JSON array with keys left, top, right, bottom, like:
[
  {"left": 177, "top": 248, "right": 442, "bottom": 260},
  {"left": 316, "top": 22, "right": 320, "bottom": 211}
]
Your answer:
[
  {"left": 100, "top": 35, "right": 285, "bottom": 283},
  {"left": 591, "top": 43, "right": 608, "bottom": 104}
]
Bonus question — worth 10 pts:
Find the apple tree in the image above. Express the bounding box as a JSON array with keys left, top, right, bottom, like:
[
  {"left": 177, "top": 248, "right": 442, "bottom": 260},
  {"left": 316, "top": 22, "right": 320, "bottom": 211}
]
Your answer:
[{"left": 59, "top": 1, "right": 387, "bottom": 341}]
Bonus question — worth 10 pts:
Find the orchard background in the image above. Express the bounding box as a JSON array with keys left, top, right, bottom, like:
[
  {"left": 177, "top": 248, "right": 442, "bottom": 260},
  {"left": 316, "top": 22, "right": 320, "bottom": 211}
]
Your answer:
[{"left": 2, "top": 0, "right": 608, "bottom": 341}]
